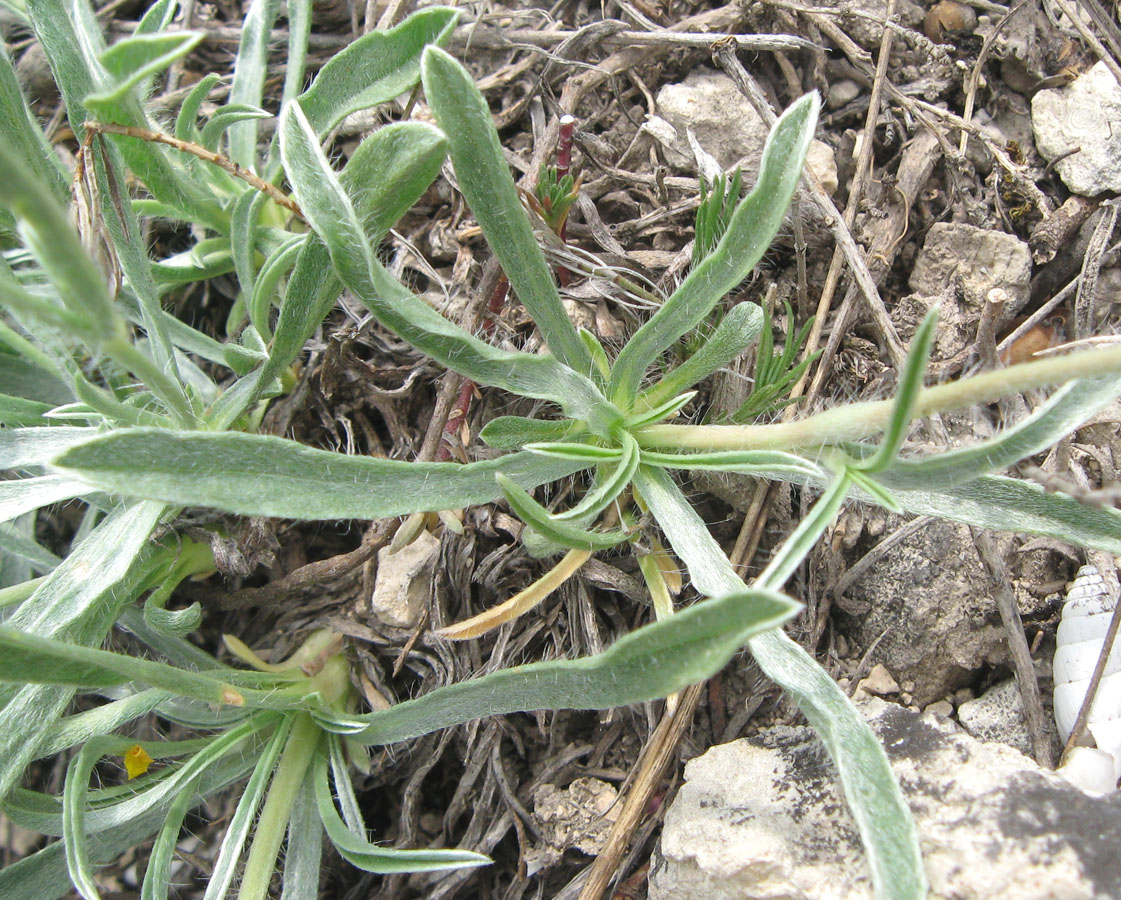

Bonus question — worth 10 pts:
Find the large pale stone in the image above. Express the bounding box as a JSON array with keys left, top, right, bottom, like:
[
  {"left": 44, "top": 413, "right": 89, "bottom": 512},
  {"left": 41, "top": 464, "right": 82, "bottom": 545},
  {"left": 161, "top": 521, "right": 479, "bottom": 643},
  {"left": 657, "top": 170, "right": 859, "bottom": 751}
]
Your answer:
[
  {"left": 652, "top": 699, "right": 1121, "bottom": 900},
  {"left": 655, "top": 70, "right": 768, "bottom": 171},
  {"left": 1033, "top": 62, "right": 1121, "bottom": 196}
]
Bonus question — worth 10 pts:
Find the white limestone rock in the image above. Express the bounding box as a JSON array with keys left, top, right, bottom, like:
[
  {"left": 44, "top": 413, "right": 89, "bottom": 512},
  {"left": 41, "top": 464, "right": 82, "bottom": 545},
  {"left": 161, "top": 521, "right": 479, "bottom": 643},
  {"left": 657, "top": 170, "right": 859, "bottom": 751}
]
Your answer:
[
  {"left": 369, "top": 529, "right": 439, "bottom": 628},
  {"left": 901, "top": 222, "right": 1032, "bottom": 360},
  {"left": 654, "top": 70, "right": 768, "bottom": 171},
  {"left": 652, "top": 698, "right": 1121, "bottom": 900},
  {"left": 958, "top": 678, "right": 1033, "bottom": 756},
  {"left": 1032, "top": 62, "right": 1121, "bottom": 196}
]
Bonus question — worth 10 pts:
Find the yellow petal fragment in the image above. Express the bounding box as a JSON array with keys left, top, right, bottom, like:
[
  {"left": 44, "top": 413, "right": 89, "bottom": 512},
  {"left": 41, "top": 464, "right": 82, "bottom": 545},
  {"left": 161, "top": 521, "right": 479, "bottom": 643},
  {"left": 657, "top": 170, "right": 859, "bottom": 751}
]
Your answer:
[{"left": 123, "top": 744, "right": 153, "bottom": 780}]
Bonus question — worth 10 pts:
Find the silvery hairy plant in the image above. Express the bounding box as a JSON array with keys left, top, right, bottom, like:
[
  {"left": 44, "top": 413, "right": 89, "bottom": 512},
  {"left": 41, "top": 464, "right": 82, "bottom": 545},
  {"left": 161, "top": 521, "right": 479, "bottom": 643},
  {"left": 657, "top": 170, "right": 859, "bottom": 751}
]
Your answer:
[{"left": 3, "top": 3, "right": 1121, "bottom": 900}]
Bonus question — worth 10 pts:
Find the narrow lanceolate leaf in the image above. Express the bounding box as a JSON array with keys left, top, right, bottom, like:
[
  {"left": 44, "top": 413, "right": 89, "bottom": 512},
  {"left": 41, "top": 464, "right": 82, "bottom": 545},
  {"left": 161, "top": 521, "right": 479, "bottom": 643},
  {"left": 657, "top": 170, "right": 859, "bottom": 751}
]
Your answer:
[
  {"left": 624, "top": 392, "right": 696, "bottom": 430},
  {"left": 313, "top": 752, "right": 489, "bottom": 872},
  {"left": 608, "top": 93, "right": 820, "bottom": 407},
  {"left": 855, "top": 308, "right": 937, "bottom": 474},
  {"left": 638, "top": 448, "right": 823, "bottom": 480},
  {"left": 879, "top": 372, "right": 1121, "bottom": 490},
  {"left": 496, "top": 474, "right": 629, "bottom": 551},
  {"left": 226, "top": 0, "right": 279, "bottom": 168},
  {"left": 0, "top": 140, "right": 123, "bottom": 343},
  {"left": 52, "top": 429, "right": 590, "bottom": 520},
  {"left": 637, "top": 302, "right": 763, "bottom": 412},
  {"left": 278, "top": 101, "right": 621, "bottom": 436},
  {"left": 320, "top": 582, "right": 797, "bottom": 744},
  {"left": 89, "top": 32, "right": 204, "bottom": 105},
  {"left": 480, "top": 416, "right": 584, "bottom": 450},
  {"left": 554, "top": 431, "right": 639, "bottom": 522},
  {"left": 0, "top": 625, "right": 249, "bottom": 706},
  {"left": 0, "top": 43, "right": 67, "bottom": 206},
  {"left": 295, "top": 7, "right": 458, "bottom": 137},
  {"left": 0, "top": 523, "right": 61, "bottom": 574},
  {"left": 525, "top": 442, "right": 624, "bottom": 463},
  {"left": 422, "top": 47, "right": 593, "bottom": 377},
  {"left": 883, "top": 474, "right": 1121, "bottom": 553},
  {"left": 0, "top": 475, "right": 91, "bottom": 525},
  {"left": 633, "top": 465, "right": 926, "bottom": 900},
  {"left": 281, "top": 776, "right": 324, "bottom": 900}
]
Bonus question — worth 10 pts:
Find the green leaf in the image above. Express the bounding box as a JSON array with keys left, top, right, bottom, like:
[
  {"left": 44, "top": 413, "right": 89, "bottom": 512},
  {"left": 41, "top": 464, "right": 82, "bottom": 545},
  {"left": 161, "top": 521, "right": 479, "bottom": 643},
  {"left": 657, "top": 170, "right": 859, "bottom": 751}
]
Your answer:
[
  {"left": 421, "top": 46, "right": 592, "bottom": 377},
  {"left": 0, "top": 140, "right": 123, "bottom": 344},
  {"left": 295, "top": 7, "right": 458, "bottom": 138},
  {"left": 26, "top": 0, "right": 225, "bottom": 229},
  {"left": 226, "top": 0, "right": 279, "bottom": 167},
  {"left": 855, "top": 308, "right": 936, "bottom": 474},
  {"left": 0, "top": 522, "right": 61, "bottom": 574},
  {"left": 637, "top": 301, "right": 763, "bottom": 413},
  {"left": 633, "top": 465, "right": 926, "bottom": 900},
  {"left": 341, "top": 121, "right": 448, "bottom": 239},
  {"left": 0, "top": 625, "right": 267, "bottom": 706},
  {"left": 580, "top": 327, "right": 611, "bottom": 383},
  {"left": 554, "top": 431, "right": 639, "bottom": 522},
  {"left": 314, "top": 751, "right": 489, "bottom": 872},
  {"left": 175, "top": 72, "right": 222, "bottom": 142},
  {"left": 624, "top": 391, "right": 696, "bottom": 429},
  {"left": 525, "top": 441, "right": 622, "bottom": 462},
  {"left": 608, "top": 93, "right": 820, "bottom": 406},
  {"left": 52, "top": 428, "right": 591, "bottom": 520},
  {"left": 1, "top": 476, "right": 90, "bottom": 524},
  {"left": 248, "top": 231, "right": 302, "bottom": 341},
  {"left": 0, "top": 426, "right": 99, "bottom": 468},
  {"left": 141, "top": 779, "right": 197, "bottom": 900},
  {"left": 879, "top": 373, "right": 1121, "bottom": 489},
  {"left": 201, "top": 103, "right": 272, "bottom": 154},
  {"left": 278, "top": 100, "right": 621, "bottom": 435},
  {"left": 884, "top": 473, "right": 1121, "bottom": 553},
  {"left": 35, "top": 688, "right": 171, "bottom": 758},
  {"left": 280, "top": 773, "right": 323, "bottom": 899},
  {"left": 0, "top": 353, "right": 74, "bottom": 408},
  {"left": 201, "top": 718, "right": 294, "bottom": 900},
  {"left": 496, "top": 473, "right": 629, "bottom": 550},
  {"left": 639, "top": 448, "right": 823, "bottom": 480},
  {"left": 320, "top": 582, "right": 797, "bottom": 744},
  {"left": 480, "top": 416, "right": 584, "bottom": 450},
  {"left": 0, "top": 43, "right": 66, "bottom": 207},
  {"left": 0, "top": 395, "right": 52, "bottom": 427},
  {"left": 847, "top": 467, "right": 902, "bottom": 513},
  {"left": 90, "top": 32, "right": 204, "bottom": 105}
]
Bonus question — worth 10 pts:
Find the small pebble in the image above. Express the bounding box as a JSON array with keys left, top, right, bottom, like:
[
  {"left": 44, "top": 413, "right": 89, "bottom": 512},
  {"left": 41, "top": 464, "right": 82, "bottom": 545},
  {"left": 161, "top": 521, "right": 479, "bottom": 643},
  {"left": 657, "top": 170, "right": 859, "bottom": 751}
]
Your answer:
[
  {"left": 858, "top": 664, "right": 901, "bottom": 696},
  {"left": 924, "top": 0, "right": 977, "bottom": 43},
  {"left": 826, "top": 79, "right": 860, "bottom": 109}
]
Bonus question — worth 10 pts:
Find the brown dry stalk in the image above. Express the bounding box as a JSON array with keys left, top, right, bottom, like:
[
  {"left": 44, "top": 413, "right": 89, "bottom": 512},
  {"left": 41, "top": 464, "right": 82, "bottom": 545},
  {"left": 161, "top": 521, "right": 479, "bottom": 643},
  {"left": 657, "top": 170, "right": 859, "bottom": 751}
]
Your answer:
[
  {"left": 82, "top": 121, "right": 304, "bottom": 219},
  {"left": 577, "top": 681, "right": 705, "bottom": 900}
]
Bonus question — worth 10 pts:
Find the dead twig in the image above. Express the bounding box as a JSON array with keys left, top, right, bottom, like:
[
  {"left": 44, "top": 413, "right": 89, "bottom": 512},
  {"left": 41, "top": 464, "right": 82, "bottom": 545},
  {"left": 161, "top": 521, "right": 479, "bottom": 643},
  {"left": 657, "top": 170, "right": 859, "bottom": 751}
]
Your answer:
[
  {"left": 83, "top": 121, "right": 304, "bottom": 219},
  {"left": 576, "top": 682, "right": 705, "bottom": 900},
  {"left": 972, "top": 529, "right": 1054, "bottom": 767}
]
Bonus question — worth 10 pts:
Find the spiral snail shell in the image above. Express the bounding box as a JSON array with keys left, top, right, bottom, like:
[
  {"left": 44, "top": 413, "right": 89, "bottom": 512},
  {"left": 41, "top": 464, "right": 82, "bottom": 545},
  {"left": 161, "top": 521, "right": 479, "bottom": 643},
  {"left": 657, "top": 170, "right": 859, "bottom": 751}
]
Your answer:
[{"left": 1052, "top": 565, "right": 1121, "bottom": 789}]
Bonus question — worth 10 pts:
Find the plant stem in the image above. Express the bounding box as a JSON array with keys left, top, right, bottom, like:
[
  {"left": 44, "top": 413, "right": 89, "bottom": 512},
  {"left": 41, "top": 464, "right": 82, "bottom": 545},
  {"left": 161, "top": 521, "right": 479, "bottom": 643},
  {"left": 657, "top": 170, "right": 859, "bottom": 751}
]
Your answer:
[
  {"left": 104, "top": 337, "right": 196, "bottom": 427},
  {"left": 637, "top": 345, "right": 1121, "bottom": 452},
  {"left": 236, "top": 713, "right": 322, "bottom": 900}
]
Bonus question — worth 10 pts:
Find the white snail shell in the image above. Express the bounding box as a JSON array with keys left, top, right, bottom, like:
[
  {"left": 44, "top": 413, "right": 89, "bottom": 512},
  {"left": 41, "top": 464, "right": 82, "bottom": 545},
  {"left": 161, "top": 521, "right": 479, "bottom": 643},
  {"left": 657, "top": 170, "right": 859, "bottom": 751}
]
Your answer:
[{"left": 1052, "top": 565, "right": 1121, "bottom": 789}]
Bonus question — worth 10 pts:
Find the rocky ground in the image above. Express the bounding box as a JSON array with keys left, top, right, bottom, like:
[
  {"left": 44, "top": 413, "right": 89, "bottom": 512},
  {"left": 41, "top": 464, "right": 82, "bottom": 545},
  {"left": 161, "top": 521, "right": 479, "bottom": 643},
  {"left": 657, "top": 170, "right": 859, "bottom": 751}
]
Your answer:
[{"left": 6, "top": 0, "right": 1121, "bottom": 897}]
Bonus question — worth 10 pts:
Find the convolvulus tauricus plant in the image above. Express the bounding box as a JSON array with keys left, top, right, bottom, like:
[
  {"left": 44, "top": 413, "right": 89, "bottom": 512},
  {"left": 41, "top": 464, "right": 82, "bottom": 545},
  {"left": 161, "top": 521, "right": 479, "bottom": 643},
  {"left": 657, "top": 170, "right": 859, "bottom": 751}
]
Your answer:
[{"left": 4, "top": 4, "right": 1121, "bottom": 900}]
